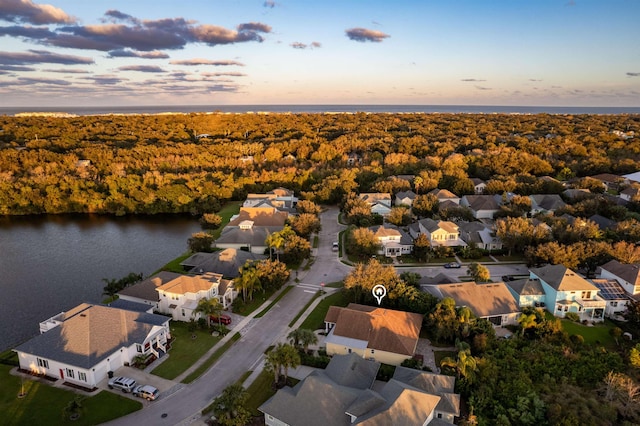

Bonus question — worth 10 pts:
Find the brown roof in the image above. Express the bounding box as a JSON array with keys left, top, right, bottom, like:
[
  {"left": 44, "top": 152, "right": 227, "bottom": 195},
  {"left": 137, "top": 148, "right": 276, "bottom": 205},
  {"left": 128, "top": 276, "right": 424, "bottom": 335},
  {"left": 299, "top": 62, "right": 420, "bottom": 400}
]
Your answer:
[
  {"left": 118, "top": 271, "right": 182, "bottom": 302},
  {"left": 326, "top": 304, "right": 423, "bottom": 356},
  {"left": 432, "top": 282, "right": 520, "bottom": 318},
  {"left": 227, "top": 207, "right": 288, "bottom": 227},
  {"left": 156, "top": 272, "right": 222, "bottom": 295},
  {"left": 429, "top": 188, "right": 459, "bottom": 200}
]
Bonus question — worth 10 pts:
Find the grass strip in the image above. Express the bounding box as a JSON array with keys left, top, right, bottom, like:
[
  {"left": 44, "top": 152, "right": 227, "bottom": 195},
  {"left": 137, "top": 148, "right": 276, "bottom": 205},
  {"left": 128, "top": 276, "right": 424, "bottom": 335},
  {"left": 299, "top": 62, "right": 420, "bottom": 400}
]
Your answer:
[
  {"left": 182, "top": 332, "right": 241, "bottom": 384},
  {"left": 255, "top": 286, "right": 293, "bottom": 319},
  {"left": 288, "top": 291, "right": 321, "bottom": 327},
  {"left": 299, "top": 291, "right": 350, "bottom": 331}
]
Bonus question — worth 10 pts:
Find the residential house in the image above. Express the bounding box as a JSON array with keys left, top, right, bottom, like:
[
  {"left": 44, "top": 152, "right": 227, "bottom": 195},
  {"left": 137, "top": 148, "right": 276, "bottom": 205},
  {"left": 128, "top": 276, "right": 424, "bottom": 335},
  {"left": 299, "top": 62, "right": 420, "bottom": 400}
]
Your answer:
[
  {"left": 590, "top": 173, "right": 627, "bottom": 192},
  {"left": 395, "top": 190, "right": 417, "bottom": 207},
  {"left": 471, "top": 178, "right": 486, "bottom": 194},
  {"left": 15, "top": 303, "right": 170, "bottom": 388},
  {"left": 623, "top": 171, "right": 640, "bottom": 184},
  {"left": 620, "top": 184, "right": 640, "bottom": 202},
  {"left": 369, "top": 224, "right": 413, "bottom": 258},
  {"left": 599, "top": 260, "right": 640, "bottom": 295},
  {"left": 429, "top": 189, "right": 460, "bottom": 205},
  {"left": 529, "top": 194, "right": 566, "bottom": 215},
  {"left": 562, "top": 188, "right": 592, "bottom": 201},
  {"left": 589, "top": 214, "right": 617, "bottom": 231},
  {"left": 457, "top": 221, "right": 502, "bottom": 251},
  {"left": 347, "top": 152, "right": 363, "bottom": 166},
  {"left": 179, "top": 248, "right": 267, "bottom": 278},
  {"left": 117, "top": 271, "right": 182, "bottom": 309},
  {"left": 156, "top": 272, "right": 236, "bottom": 320},
  {"left": 529, "top": 265, "right": 606, "bottom": 322},
  {"left": 423, "top": 282, "right": 520, "bottom": 327},
  {"left": 590, "top": 279, "right": 631, "bottom": 319},
  {"left": 215, "top": 206, "right": 288, "bottom": 254},
  {"left": 259, "top": 353, "right": 460, "bottom": 426},
  {"left": 324, "top": 304, "right": 423, "bottom": 366},
  {"left": 460, "top": 195, "right": 500, "bottom": 219},
  {"left": 243, "top": 188, "right": 298, "bottom": 213},
  {"left": 359, "top": 193, "right": 392, "bottom": 217},
  {"left": 409, "top": 218, "right": 466, "bottom": 247},
  {"left": 505, "top": 278, "right": 547, "bottom": 308}
]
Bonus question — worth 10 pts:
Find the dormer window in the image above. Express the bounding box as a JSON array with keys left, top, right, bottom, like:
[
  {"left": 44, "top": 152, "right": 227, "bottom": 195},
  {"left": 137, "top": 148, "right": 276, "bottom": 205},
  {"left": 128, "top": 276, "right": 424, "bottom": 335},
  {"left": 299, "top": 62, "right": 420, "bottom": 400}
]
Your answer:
[{"left": 239, "top": 220, "right": 254, "bottom": 230}]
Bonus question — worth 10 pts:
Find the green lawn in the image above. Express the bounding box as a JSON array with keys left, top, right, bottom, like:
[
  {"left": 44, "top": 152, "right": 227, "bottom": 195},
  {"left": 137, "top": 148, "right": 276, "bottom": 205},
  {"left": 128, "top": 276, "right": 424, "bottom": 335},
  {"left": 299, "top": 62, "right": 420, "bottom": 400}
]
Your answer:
[
  {"left": 182, "top": 332, "right": 241, "bottom": 384},
  {"left": 151, "top": 321, "right": 221, "bottom": 380},
  {"left": 299, "top": 291, "right": 351, "bottom": 331},
  {"left": 209, "top": 201, "right": 242, "bottom": 240},
  {"left": 158, "top": 251, "right": 192, "bottom": 274},
  {"left": 0, "top": 365, "right": 141, "bottom": 426},
  {"left": 561, "top": 319, "right": 618, "bottom": 348},
  {"left": 233, "top": 286, "right": 282, "bottom": 316},
  {"left": 245, "top": 370, "right": 276, "bottom": 416}
]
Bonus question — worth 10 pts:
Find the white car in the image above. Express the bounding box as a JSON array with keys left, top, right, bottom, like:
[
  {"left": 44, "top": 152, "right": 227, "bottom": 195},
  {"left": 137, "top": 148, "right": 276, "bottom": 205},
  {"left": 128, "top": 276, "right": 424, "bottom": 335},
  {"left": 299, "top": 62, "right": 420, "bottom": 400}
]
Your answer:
[
  {"left": 332, "top": 242, "right": 339, "bottom": 252},
  {"left": 108, "top": 376, "right": 137, "bottom": 393}
]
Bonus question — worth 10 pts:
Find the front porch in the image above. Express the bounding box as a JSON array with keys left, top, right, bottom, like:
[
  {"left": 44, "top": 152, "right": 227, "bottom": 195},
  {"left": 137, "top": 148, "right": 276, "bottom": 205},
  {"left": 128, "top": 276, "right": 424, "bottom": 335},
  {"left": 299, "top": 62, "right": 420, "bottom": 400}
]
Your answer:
[{"left": 556, "top": 298, "right": 606, "bottom": 322}]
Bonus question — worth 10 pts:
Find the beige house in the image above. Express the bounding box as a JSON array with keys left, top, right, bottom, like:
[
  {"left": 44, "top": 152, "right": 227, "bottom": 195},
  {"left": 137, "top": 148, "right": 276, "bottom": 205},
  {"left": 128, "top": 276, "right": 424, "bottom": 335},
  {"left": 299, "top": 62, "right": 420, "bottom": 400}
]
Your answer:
[
  {"left": 429, "top": 188, "right": 460, "bottom": 205},
  {"left": 409, "top": 218, "right": 466, "bottom": 247},
  {"left": 215, "top": 206, "right": 288, "bottom": 254},
  {"left": 424, "top": 281, "right": 521, "bottom": 327},
  {"left": 156, "top": 272, "right": 235, "bottom": 320},
  {"left": 324, "top": 304, "right": 423, "bottom": 366},
  {"left": 369, "top": 224, "right": 413, "bottom": 257}
]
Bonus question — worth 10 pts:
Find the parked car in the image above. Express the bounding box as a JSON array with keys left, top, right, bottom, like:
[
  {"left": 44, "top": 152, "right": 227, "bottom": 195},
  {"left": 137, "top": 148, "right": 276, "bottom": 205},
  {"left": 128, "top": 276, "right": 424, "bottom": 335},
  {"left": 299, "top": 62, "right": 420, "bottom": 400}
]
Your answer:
[
  {"left": 133, "top": 384, "right": 159, "bottom": 401},
  {"left": 444, "top": 262, "right": 461, "bottom": 269},
  {"left": 332, "top": 242, "right": 339, "bottom": 252},
  {"left": 108, "top": 376, "right": 137, "bottom": 393},
  {"left": 502, "top": 275, "right": 514, "bottom": 281},
  {"left": 209, "top": 314, "right": 232, "bottom": 325}
]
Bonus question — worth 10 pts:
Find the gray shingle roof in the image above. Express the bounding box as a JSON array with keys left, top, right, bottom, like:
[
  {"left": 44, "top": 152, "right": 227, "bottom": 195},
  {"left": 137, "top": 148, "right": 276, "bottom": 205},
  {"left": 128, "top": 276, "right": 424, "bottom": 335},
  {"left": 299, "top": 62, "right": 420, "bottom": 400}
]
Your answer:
[
  {"left": 118, "top": 271, "right": 181, "bottom": 302},
  {"left": 530, "top": 264, "right": 597, "bottom": 292},
  {"left": 14, "top": 304, "right": 169, "bottom": 369},
  {"left": 180, "top": 249, "right": 267, "bottom": 278},
  {"left": 601, "top": 260, "right": 640, "bottom": 287}
]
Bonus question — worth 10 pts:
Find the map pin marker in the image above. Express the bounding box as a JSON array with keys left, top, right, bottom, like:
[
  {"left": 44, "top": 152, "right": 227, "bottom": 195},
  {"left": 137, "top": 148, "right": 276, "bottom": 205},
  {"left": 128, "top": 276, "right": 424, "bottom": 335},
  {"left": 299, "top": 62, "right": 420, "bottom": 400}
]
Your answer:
[{"left": 372, "top": 284, "right": 387, "bottom": 305}]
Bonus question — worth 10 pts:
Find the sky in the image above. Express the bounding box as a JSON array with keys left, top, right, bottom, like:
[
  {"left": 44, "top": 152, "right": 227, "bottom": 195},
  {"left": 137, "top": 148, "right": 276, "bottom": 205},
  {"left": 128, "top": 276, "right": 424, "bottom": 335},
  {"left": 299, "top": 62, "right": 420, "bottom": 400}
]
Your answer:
[{"left": 0, "top": 0, "right": 639, "bottom": 107}]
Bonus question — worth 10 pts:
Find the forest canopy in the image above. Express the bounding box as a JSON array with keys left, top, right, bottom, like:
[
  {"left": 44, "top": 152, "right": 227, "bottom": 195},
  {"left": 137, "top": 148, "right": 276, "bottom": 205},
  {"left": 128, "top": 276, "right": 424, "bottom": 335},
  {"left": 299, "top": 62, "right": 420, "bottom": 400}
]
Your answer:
[{"left": 0, "top": 112, "right": 639, "bottom": 215}]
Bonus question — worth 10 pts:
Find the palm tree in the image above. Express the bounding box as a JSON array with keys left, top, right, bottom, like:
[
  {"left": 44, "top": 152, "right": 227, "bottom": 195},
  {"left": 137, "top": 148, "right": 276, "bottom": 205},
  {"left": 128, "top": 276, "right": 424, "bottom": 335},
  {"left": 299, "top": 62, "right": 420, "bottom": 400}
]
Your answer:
[
  {"left": 265, "top": 347, "right": 283, "bottom": 385},
  {"left": 193, "top": 297, "right": 223, "bottom": 328},
  {"left": 276, "top": 343, "right": 301, "bottom": 383},
  {"left": 265, "top": 231, "right": 285, "bottom": 261},
  {"left": 212, "top": 383, "right": 251, "bottom": 426},
  {"left": 287, "top": 328, "right": 318, "bottom": 352},
  {"left": 440, "top": 340, "right": 478, "bottom": 383},
  {"left": 237, "top": 262, "right": 260, "bottom": 302}
]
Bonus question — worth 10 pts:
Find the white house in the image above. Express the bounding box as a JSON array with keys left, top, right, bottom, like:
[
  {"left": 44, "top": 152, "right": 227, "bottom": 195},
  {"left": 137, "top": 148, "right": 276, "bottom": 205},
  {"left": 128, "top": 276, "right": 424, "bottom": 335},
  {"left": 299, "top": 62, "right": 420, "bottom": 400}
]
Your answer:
[
  {"left": 359, "top": 193, "right": 392, "bottom": 217},
  {"left": 369, "top": 224, "right": 413, "bottom": 257},
  {"left": 471, "top": 178, "right": 487, "bottom": 194},
  {"left": 409, "top": 218, "right": 466, "bottom": 247},
  {"left": 156, "top": 272, "right": 236, "bottom": 320},
  {"left": 599, "top": 260, "right": 640, "bottom": 295},
  {"left": 395, "top": 190, "right": 417, "bottom": 207},
  {"left": 117, "top": 271, "right": 182, "bottom": 309},
  {"left": 460, "top": 195, "right": 501, "bottom": 219},
  {"left": 457, "top": 221, "right": 503, "bottom": 251},
  {"left": 14, "top": 303, "right": 170, "bottom": 388},
  {"left": 590, "top": 279, "right": 631, "bottom": 319}
]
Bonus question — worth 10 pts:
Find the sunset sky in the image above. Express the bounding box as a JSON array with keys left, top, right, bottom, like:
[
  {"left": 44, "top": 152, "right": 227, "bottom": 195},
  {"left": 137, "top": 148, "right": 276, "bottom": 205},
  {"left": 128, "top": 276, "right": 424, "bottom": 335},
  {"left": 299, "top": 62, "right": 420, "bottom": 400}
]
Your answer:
[{"left": 0, "top": 0, "right": 639, "bottom": 107}]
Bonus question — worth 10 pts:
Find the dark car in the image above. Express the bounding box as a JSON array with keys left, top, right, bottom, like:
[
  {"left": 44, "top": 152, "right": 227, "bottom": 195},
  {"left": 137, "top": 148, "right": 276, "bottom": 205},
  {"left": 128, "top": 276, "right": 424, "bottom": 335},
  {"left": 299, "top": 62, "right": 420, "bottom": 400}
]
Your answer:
[
  {"left": 444, "top": 262, "right": 461, "bottom": 269},
  {"left": 502, "top": 275, "right": 514, "bottom": 281},
  {"left": 209, "top": 314, "right": 232, "bottom": 325}
]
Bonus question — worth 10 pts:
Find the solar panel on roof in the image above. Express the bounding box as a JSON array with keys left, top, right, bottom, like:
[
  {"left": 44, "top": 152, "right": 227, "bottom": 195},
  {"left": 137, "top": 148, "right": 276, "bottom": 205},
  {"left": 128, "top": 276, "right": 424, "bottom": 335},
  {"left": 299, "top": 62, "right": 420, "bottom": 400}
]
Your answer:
[{"left": 593, "top": 280, "right": 628, "bottom": 300}]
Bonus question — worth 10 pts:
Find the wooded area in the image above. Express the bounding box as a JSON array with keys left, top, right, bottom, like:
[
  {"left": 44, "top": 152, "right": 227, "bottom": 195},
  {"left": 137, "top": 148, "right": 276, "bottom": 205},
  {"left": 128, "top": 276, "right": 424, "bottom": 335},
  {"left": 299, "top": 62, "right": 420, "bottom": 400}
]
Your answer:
[{"left": 0, "top": 112, "right": 639, "bottom": 215}]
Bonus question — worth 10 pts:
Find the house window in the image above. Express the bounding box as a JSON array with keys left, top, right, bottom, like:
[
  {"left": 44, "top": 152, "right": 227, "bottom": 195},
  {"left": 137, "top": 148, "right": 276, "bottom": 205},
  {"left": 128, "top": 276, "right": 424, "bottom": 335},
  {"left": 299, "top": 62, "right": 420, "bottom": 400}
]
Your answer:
[
  {"left": 438, "top": 413, "right": 442, "bottom": 419},
  {"left": 66, "top": 368, "right": 75, "bottom": 379},
  {"left": 78, "top": 372, "right": 87, "bottom": 382},
  {"left": 612, "top": 301, "right": 618, "bottom": 307},
  {"left": 581, "top": 291, "right": 591, "bottom": 299},
  {"left": 557, "top": 305, "right": 562, "bottom": 312},
  {"left": 181, "top": 309, "right": 185, "bottom": 317},
  {"left": 371, "top": 349, "right": 375, "bottom": 354},
  {"left": 136, "top": 344, "right": 143, "bottom": 353},
  {"left": 37, "top": 358, "right": 49, "bottom": 369},
  {"left": 348, "top": 348, "right": 352, "bottom": 354}
]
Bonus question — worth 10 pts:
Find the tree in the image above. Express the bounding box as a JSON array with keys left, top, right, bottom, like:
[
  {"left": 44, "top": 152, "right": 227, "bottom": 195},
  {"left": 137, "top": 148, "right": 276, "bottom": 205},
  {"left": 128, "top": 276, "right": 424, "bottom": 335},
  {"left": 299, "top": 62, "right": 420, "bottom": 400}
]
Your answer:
[
  {"left": 495, "top": 217, "right": 534, "bottom": 256},
  {"left": 199, "top": 213, "right": 222, "bottom": 230},
  {"left": 237, "top": 261, "right": 260, "bottom": 301},
  {"left": 254, "top": 259, "right": 290, "bottom": 291},
  {"left": 440, "top": 340, "right": 478, "bottom": 383},
  {"left": 412, "top": 233, "right": 433, "bottom": 262},
  {"left": 288, "top": 328, "right": 318, "bottom": 352},
  {"left": 296, "top": 199, "right": 321, "bottom": 216},
  {"left": 411, "top": 194, "right": 439, "bottom": 218},
  {"left": 211, "top": 383, "right": 251, "bottom": 426},
  {"left": 387, "top": 206, "right": 412, "bottom": 226},
  {"left": 193, "top": 297, "right": 223, "bottom": 328},
  {"left": 283, "top": 233, "right": 311, "bottom": 264},
  {"left": 265, "top": 343, "right": 300, "bottom": 386},
  {"left": 289, "top": 213, "right": 321, "bottom": 238},
  {"left": 467, "top": 262, "right": 490, "bottom": 282},
  {"left": 344, "top": 258, "right": 403, "bottom": 304},
  {"left": 187, "top": 231, "right": 214, "bottom": 253},
  {"left": 347, "top": 227, "right": 381, "bottom": 258}
]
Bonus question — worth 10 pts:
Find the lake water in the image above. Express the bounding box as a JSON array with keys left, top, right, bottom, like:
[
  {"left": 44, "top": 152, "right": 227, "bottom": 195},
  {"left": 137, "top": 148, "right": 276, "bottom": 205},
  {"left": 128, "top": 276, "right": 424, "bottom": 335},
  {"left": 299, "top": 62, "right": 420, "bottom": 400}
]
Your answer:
[{"left": 0, "top": 214, "right": 201, "bottom": 352}]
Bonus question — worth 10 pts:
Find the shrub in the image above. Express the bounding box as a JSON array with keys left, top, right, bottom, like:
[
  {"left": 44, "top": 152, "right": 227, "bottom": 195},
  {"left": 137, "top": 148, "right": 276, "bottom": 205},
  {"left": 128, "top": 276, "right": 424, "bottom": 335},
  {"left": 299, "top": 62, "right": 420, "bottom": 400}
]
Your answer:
[{"left": 565, "top": 312, "right": 580, "bottom": 322}]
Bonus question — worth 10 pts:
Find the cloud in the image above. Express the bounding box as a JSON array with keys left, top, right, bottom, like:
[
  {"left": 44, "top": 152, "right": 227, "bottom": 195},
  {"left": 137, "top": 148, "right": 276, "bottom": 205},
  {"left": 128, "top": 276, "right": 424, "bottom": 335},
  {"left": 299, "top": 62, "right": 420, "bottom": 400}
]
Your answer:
[
  {"left": 118, "top": 65, "right": 165, "bottom": 73},
  {"left": 10, "top": 14, "right": 272, "bottom": 52},
  {"left": 108, "top": 49, "right": 169, "bottom": 59},
  {"left": 345, "top": 27, "right": 390, "bottom": 43},
  {"left": 0, "top": 64, "right": 35, "bottom": 71},
  {"left": 529, "top": 78, "right": 543, "bottom": 82},
  {"left": 475, "top": 85, "right": 492, "bottom": 90},
  {"left": 0, "top": 49, "right": 93, "bottom": 65},
  {"left": 169, "top": 58, "right": 245, "bottom": 66},
  {"left": 18, "top": 76, "right": 71, "bottom": 85},
  {"left": 0, "top": 0, "right": 76, "bottom": 24},
  {"left": 627, "top": 72, "right": 640, "bottom": 77},
  {"left": 263, "top": 1, "right": 277, "bottom": 8},
  {"left": 290, "top": 41, "right": 321, "bottom": 49},
  {"left": 200, "top": 72, "right": 246, "bottom": 77},
  {"left": 43, "top": 68, "right": 89, "bottom": 73},
  {"left": 461, "top": 78, "right": 486, "bottom": 82},
  {"left": 81, "top": 75, "right": 127, "bottom": 85}
]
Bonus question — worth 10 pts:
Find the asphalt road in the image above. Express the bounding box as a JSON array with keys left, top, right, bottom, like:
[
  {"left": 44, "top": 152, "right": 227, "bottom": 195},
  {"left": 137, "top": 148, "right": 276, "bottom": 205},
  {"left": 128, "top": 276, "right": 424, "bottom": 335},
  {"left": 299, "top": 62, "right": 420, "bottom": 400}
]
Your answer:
[{"left": 104, "top": 207, "right": 347, "bottom": 426}]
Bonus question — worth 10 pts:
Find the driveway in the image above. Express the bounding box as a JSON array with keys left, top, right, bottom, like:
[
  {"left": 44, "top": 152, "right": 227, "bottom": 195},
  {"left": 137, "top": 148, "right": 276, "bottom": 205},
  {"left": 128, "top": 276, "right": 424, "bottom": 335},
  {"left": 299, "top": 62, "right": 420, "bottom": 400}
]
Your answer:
[{"left": 98, "top": 365, "right": 183, "bottom": 402}]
